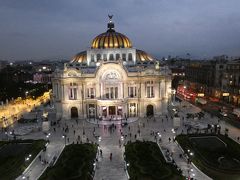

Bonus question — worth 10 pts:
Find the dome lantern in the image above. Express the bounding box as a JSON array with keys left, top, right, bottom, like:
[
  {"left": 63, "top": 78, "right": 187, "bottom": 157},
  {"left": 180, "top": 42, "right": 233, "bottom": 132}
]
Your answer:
[{"left": 107, "top": 15, "right": 115, "bottom": 32}]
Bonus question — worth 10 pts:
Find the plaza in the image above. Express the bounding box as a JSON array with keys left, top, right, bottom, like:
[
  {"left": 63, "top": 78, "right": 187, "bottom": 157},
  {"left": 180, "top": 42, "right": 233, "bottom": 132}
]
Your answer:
[{"left": 0, "top": 94, "right": 238, "bottom": 180}]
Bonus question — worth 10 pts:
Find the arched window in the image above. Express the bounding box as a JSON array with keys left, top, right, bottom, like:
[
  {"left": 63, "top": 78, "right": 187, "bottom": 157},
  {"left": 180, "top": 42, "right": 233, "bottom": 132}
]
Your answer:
[
  {"left": 128, "top": 53, "right": 133, "bottom": 61},
  {"left": 103, "top": 54, "right": 107, "bottom": 61},
  {"left": 97, "top": 54, "right": 101, "bottom": 61},
  {"left": 145, "top": 81, "right": 154, "bottom": 98},
  {"left": 91, "top": 54, "right": 95, "bottom": 62},
  {"left": 122, "top": 53, "right": 126, "bottom": 61},
  {"left": 116, "top": 53, "right": 120, "bottom": 60},
  {"left": 109, "top": 54, "right": 114, "bottom": 61},
  {"left": 69, "top": 83, "right": 78, "bottom": 100}
]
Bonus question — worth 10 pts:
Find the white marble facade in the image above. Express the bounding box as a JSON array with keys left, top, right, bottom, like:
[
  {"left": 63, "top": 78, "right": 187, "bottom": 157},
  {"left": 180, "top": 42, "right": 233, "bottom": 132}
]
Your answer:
[
  {"left": 51, "top": 17, "right": 172, "bottom": 120},
  {"left": 52, "top": 62, "right": 171, "bottom": 120}
]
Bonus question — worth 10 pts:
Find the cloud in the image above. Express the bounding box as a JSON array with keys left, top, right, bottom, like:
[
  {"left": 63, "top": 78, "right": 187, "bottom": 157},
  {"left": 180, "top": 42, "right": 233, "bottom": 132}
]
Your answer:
[{"left": 0, "top": 0, "right": 240, "bottom": 60}]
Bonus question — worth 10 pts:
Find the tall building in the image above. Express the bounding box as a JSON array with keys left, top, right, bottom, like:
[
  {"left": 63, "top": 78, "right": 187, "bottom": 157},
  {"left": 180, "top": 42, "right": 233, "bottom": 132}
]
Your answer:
[
  {"left": 222, "top": 59, "right": 240, "bottom": 106},
  {"left": 52, "top": 17, "right": 172, "bottom": 120},
  {"left": 184, "top": 60, "right": 226, "bottom": 96}
]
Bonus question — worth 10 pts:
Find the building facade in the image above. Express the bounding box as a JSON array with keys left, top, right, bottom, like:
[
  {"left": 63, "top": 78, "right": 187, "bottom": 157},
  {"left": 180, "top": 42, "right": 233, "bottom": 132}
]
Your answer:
[
  {"left": 52, "top": 17, "right": 172, "bottom": 120},
  {"left": 222, "top": 60, "right": 240, "bottom": 106}
]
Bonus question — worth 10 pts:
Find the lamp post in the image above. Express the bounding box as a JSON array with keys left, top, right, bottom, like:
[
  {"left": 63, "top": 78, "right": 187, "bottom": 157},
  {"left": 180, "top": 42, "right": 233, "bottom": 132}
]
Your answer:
[
  {"left": 25, "top": 91, "right": 29, "bottom": 99},
  {"left": 46, "top": 133, "right": 51, "bottom": 143},
  {"left": 137, "top": 67, "right": 141, "bottom": 118},
  {"left": 81, "top": 82, "right": 84, "bottom": 118},
  {"left": 82, "top": 116, "right": 85, "bottom": 136},
  {"left": 62, "top": 135, "right": 66, "bottom": 145},
  {"left": 121, "top": 135, "right": 124, "bottom": 145},
  {"left": 183, "top": 86, "right": 187, "bottom": 99},
  {"left": 25, "top": 154, "right": 32, "bottom": 167}
]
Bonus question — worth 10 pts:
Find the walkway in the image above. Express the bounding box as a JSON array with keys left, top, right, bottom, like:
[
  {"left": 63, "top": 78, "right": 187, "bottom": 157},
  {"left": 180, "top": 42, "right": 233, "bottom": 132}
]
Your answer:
[
  {"left": 9, "top": 98, "right": 239, "bottom": 180},
  {"left": 94, "top": 143, "right": 127, "bottom": 180},
  {"left": 16, "top": 141, "right": 64, "bottom": 180},
  {"left": 86, "top": 117, "right": 138, "bottom": 125}
]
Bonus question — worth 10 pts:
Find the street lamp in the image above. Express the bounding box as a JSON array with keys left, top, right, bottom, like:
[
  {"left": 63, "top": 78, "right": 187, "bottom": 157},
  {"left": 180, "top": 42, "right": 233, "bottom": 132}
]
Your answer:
[
  {"left": 62, "top": 135, "right": 66, "bottom": 145},
  {"left": 25, "top": 91, "right": 29, "bottom": 99},
  {"left": 25, "top": 154, "right": 32, "bottom": 167},
  {"left": 46, "top": 133, "right": 51, "bottom": 143},
  {"left": 121, "top": 135, "right": 124, "bottom": 145}
]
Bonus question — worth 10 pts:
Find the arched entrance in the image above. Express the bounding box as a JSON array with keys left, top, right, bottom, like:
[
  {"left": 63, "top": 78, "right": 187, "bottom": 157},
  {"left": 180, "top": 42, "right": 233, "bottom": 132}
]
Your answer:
[
  {"left": 146, "top": 105, "right": 154, "bottom": 117},
  {"left": 71, "top": 107, "right": 78, "bottom": 118}
]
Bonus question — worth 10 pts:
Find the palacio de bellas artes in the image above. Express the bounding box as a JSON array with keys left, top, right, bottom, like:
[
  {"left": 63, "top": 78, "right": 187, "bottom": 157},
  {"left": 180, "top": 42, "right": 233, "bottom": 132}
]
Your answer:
[{"left": 52, "top": 16, "right": 172, "bottom": 121}]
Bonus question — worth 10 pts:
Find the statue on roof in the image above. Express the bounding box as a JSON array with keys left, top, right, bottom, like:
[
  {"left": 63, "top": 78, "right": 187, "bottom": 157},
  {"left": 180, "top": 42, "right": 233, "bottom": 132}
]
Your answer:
[
  {"left": 107, "top": 14, "right": 114, "bottom": 31},
  {"left": 108, "top": 14, "right": 113, "bottom": 21}
]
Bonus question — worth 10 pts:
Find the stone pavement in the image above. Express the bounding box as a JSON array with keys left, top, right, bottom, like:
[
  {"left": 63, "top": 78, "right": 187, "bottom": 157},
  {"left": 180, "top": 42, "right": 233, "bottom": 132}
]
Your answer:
[
  {"left": 4, "top": 99, "right": 239, "bottom": 180},
  {"left": 87, "top": 117, "right": 138, "bottom": 125},
  {"left": 16, "top": 142, "right": 64, "bottom": 180},
  {"left": 124, "top": 116, "right": 212, "bottom": 180},
  {"left": 94, "top": 143, "right": 127, "bottom": 180}
]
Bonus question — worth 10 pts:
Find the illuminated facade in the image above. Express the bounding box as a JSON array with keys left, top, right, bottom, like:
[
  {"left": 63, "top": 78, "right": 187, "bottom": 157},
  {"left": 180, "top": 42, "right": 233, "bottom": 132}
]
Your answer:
[{"left": 52, "top": 16, "right": 172, "bottom": 120}]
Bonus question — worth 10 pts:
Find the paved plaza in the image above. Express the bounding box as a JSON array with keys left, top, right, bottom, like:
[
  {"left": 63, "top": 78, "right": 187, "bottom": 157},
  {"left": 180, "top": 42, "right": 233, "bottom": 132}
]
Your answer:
[{"left": 1, "top": 99, "right": 240, "bottom": 180}]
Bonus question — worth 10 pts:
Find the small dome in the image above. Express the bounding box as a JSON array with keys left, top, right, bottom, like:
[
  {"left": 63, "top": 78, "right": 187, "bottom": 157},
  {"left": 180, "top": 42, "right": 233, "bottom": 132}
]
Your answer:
[
  {"left": 71, "top": 51, "right": 87, "bottom": 63},
  {"left": 136, "top": 49, "right": 154, "bottom": 61}
]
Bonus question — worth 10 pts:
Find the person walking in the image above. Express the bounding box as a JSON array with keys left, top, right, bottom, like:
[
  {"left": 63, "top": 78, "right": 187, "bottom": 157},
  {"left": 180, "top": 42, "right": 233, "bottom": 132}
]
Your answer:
[
  {"left": 110, "top": 153, "right": 112, "bottom": 161},
  {"left": 100, "top": 149, "right": 103, "bottom": 157},
  {"left": 119, "top": 139, "right": 121, "bottom": 148}
]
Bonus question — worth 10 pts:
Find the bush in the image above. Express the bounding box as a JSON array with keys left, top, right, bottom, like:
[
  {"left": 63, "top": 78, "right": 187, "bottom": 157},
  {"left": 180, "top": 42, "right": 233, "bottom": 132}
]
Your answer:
[
  {"left": 125, "top": 141, "right": 183, "bottom": 180},
  {"left": 40, "top": 143, "right": 97, "bottom": 180}
]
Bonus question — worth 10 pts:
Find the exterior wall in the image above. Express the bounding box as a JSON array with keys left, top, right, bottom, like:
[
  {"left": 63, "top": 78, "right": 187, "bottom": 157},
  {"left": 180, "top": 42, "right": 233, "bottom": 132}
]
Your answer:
[
  {"left": 87, "top": 48, "right": 136, "bottom": 66},
  {"left": 52, "top": 61, "right": 172, "bottom": 120}
]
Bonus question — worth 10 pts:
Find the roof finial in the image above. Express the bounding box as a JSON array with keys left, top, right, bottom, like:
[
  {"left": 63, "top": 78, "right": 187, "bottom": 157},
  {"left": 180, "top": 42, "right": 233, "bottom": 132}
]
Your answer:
[
  {"left": 108, "top": 14, "right": 113, "bottom": 22},
  {"left": 107, "top": 15, "right": 115, "bottom": 32}
]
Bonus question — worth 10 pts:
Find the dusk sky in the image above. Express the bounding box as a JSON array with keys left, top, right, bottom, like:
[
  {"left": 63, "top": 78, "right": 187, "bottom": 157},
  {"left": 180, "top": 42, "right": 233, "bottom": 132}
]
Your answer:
[{"left": 0, "top": 0, "right": 240, "bottom": 60}]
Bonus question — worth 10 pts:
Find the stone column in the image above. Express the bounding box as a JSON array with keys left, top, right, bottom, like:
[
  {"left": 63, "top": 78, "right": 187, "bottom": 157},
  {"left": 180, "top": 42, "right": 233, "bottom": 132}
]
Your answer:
[
  {"left": 121, "top": 83, "right": 123, "bottom": 98},
  {"left": 124, "top": 82, "right": 128, "bottom": 99},
  {"left": 122, "top": 82, "right": 125, "bottom": 98},
  {"left": 107, "top": 106, "right": 109, "bottom": 117},
  {"left": 141, "top": 82, "right": 145, "bottom": 98},
  {"left": 57, "top": 82, "right": 61, "bottom": 100},
  {"left": 158, "top": 80, "right": 161, "bottom": 99},
  {"left": 154, "top": 81, "right": 157, "bottom": 98},
  {"left": 62, "top": 84, "right": 65, "bottom": 101}
]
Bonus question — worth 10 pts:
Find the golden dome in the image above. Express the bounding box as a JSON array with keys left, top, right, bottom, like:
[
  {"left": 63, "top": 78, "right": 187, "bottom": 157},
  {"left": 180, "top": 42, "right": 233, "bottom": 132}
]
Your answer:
[
  {"left": 91, "top": 16, "right": 132, "bottom": 49},
  {"left": 91, "top": 31, "right": 132, "bottom": 49},
  {"left": 71, "top": 51, "right": 86, "bottom": 63},
  {"left": 136, "top": 49, "right": 154, "bottom": 61}
]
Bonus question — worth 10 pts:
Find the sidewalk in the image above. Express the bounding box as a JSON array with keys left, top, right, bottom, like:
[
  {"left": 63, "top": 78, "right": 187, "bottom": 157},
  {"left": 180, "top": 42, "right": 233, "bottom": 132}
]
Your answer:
[
  {"left": 94, "top": 143, "right": 127, "bottom": 180},
  {"left": 16, "top": 142, "right": 64, "bottom": 180}
]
